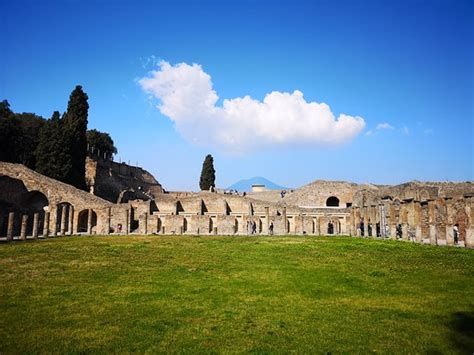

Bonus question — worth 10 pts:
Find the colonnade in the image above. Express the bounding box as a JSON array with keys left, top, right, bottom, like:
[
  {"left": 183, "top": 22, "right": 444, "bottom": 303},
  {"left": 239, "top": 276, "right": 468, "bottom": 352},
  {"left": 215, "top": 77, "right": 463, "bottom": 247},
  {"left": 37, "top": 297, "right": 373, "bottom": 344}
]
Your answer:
[{"left": 351, "top": 194, "right": 474, "bottom": 247}]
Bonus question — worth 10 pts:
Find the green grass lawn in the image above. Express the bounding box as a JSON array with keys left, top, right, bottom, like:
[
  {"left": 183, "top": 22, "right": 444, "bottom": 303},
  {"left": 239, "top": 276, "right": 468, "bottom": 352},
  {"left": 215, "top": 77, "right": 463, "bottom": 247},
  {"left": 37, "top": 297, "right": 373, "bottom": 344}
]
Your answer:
[{"left": 0, "top": 235, "right": 473, "bottom": 354}]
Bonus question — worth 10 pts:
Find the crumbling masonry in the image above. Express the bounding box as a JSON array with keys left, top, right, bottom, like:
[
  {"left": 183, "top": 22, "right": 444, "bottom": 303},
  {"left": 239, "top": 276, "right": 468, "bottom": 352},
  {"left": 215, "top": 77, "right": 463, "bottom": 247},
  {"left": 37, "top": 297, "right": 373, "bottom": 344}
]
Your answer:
[{"left": 0, "top": 162, "right": 472, "bottom": 247}]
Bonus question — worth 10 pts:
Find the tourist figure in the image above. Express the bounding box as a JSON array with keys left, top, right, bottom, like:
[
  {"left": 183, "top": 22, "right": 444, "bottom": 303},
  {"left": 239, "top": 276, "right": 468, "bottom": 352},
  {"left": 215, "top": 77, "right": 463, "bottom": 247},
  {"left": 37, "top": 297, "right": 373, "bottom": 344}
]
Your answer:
[
  {"left": 269, "top": 222, "right": 274, "bottom": 235},
  {"left": 252, "top": 221, "right": 257, "bottom": 234},
  {"left": 453, "top": 224, "right": 459, "bottom": 245}
]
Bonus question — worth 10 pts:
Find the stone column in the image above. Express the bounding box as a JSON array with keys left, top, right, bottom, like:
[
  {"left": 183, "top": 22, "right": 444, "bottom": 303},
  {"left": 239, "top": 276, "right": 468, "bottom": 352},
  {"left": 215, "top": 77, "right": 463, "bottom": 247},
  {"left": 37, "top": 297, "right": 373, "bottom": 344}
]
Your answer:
[
  {"left": 412, "top": 201, "right": 422, "bottom": 242},
  {"left": 143, "top": 213, "right": 148, "bottom": 234},
  {"left": 282, "top": 207, "right": 287, "bottom": 234},
  {"left": 265, "top": 207, "right": 270, "bottom": 235},
  {"left": 32, "top": 213, "right": 39, "bottom": 239},
  {"left": 428, "top": 200, "right": 437, "bottom": 245},
  {"left": 51, "top": 206, "right": 58, "bottom": 237},
  {"left": 346, "top": 207, "right": 355, "bottom": 237},
  {"left": 106, "top": 207, "right": 111, "bottom": 235},
  {"left": 68, "top": 206, "right": 74, "bottom": 235},
  {"left": 87, "top": 209, "right": 93, "bottom": 235},
  {"left": 354, "top": 207, "right": 361, "bottom": 237},
  {"left": 363, "top": 207, "right": 369, "bottom": 237},
  {"left": 465, "top": 195, "right": 474, "bottom": 248},
  {"left": 436, "top": 198, "right": 446, "bottom": 245},
  {"left": 400, "top": 202, "right": 408, "bottom": 241},
  {"left": 6, "top": 212, "right": 14, "bottom": 241},
  {"left": 125, "top": 209, "right": 129, "bottom": 235},
  {"left": 60, "top": 205, "right": 67, "bottom": 236},
  {"left": 389, "top": 203, "right": 397, "bottom": 240},
  {"left": 20, "top": 215, "right": 28, "bottom": 240},
  {"left": 248, "top": 202, "right": 253, "bottom": 216},
  {"left": 315, "top": 217, "right": 321, "bottom": 235},
  {"left": 43, "top": 211, "right": 50, "bottom": 238},
  {"left": 444, "top": 198, "right": 456, "bottom": 246}
]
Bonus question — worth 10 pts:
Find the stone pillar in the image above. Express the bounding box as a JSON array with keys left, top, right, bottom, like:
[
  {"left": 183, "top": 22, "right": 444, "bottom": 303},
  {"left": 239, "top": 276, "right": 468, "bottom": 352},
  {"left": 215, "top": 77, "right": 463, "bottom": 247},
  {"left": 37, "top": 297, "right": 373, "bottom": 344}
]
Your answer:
[
  {"left": 43, "top": 212, "right": 50, "bottom": 238},
  {"left": 400, "top": 202, "right": 408, "bottom": 241},
  {"left": 315, "top": 217, "right": 321, "bottom": 235},
  {"left": 444, "top": 198, "right": 454, "bottom": 245},
  {"left": 20, "top": 214, "right": 28, "bottom": 240},
  {"left": 428, "top": 200, "right": 437, "bottom": 245},
  {"left": 68, "top": 206, "right": 74, "bottom": 235},
  {"left": 6, "top": 212, "right": 14, "bottom": 241},
  {"left": 51, "top": 206, "right": 58, "bottom": 237},
  {"left": 32, "top": 213, "right": 39, "bottom": 239},
  {"left": 144, "top": 213, "right": 148, "bottom": 234},
  {"left": 354, "top": 207, "right": 361, "bottom": 237},
  {"left": 363, "top": 207, "right": 369, "bottom": 237},
  {"left": 87, "top": 209, "right": 93, "bottom": 235},
  {"left": 413, "top": 201, "right": 422, "bottom": 242},
  {"left": 465, "top": 196, "right": 474, "bottom": 248},
  {"left": 369, "top": 205, "right": 375, "bottom": 237},
  {"left": 265, "top": 207, "right": 270, "bottom": 235},
  {"left": 349, "top": 208, "right": 354, "bottom": 236},
  {"left": 106, "top": 207, "right": 111, "bottom": 235},
  {"left": 282, "top": 207, "right": 287, "bottom": 234},
  {"left": 125, "top": 209, "right": 129, "bottom": 234},
  {"left": 60, "top": 205, "right": 67, "bottom": 236},
  {"left": 436, "top": 199, "right": 447, "bottom": 245},
  {"left": 389, "top": 203, "right": 397, "bottom": 240},
  {"left": 248, "top": 203, "right": 253, "bottom": 216}
]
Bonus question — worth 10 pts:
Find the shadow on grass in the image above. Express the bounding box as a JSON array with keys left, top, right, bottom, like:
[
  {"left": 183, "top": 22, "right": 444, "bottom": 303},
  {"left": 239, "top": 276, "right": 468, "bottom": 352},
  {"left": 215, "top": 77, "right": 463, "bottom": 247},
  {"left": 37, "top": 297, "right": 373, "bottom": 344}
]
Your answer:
[{"left": 449, "top": 311, "right": 474, "bottom": 354}]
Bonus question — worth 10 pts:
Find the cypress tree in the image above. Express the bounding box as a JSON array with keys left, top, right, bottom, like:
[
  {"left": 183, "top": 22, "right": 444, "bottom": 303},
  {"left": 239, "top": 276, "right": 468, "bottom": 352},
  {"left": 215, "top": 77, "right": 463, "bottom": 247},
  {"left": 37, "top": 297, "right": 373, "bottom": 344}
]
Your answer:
[
  {"left": 62, "top": 86, "right": 89, "bottom": 190},
  {"left": 35, "top": 111, "right": 73, "bottom": 182},
  {"left": 199, "top": 154, "right": 216, "bottom": 191}
]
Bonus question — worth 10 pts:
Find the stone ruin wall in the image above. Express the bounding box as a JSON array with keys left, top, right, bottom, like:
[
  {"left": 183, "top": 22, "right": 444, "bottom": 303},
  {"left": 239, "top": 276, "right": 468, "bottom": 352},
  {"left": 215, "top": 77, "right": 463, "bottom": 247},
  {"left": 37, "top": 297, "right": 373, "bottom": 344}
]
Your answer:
[
  {"left": 85, "top": 156, "right": 163, "bottom": 203},
  {"left": 1, "top": 162, "right": 473, "bottom": 248}
]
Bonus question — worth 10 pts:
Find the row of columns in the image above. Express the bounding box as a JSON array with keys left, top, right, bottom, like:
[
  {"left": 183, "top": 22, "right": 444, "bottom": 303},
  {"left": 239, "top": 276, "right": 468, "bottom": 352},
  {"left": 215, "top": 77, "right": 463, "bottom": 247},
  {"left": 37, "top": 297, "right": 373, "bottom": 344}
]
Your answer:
[
  {"left": 352, "top": 195, "right": 473, "bottom": 247},
  {"left": 2, "top": 204, "right": 103, "bottom": 241}
]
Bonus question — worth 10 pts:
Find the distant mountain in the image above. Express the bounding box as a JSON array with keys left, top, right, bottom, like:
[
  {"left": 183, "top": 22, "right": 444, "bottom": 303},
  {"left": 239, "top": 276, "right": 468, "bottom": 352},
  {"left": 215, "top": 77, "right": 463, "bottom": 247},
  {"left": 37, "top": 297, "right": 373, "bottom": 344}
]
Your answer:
[{"left": 227, "top": 177, "right": 287, "bottom": 192}]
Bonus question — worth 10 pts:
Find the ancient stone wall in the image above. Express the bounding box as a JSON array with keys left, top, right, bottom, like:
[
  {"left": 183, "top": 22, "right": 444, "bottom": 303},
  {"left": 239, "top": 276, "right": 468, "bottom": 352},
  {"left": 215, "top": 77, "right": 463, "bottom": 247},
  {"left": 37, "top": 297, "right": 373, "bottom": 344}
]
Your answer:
[
  {"left": 1, "top": 162, "right": 472, "bottom": 248},
  {"left": 85, "top": 156, "right": 163, "bottom": 203}
]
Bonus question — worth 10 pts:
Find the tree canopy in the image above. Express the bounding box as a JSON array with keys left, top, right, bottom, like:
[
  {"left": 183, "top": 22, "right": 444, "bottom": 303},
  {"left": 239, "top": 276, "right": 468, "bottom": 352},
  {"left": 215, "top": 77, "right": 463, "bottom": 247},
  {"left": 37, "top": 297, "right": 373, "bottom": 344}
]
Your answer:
[
  {"left": 62, "top": 85, "right": 89, "bottom": 190},
  {"left": 1, "top": 87, "right": 117, "bottom": 190},
  {"left": 86, "top": 129, "right": 117, "bottom": 160},
  {"left": 199, "top": 154, "right": 216, "bottom": 191}
]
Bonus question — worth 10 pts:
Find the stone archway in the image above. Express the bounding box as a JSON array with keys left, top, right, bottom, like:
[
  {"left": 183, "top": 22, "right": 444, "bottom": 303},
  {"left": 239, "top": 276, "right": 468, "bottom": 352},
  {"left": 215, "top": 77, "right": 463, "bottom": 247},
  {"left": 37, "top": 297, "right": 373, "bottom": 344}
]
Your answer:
[
  {"left": 326, "top": 196, "right": 340, "bottom": 207},
  {"left": 77, "top": 209, "right": 97, "bottom": 234}
]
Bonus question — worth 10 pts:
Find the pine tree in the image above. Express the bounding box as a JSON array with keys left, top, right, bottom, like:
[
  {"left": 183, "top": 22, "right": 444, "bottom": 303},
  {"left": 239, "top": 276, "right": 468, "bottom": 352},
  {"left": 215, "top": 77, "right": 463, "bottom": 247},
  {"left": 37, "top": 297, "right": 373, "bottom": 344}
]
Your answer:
[
  {"left": 199, "top": 154, "right": 216, "bottom": 191},
  {"left": 35, "top": 111, "right": 72, "bottom": 182},
  {"left": 62, "top": 85, "right": 89, "bottom": 190}
]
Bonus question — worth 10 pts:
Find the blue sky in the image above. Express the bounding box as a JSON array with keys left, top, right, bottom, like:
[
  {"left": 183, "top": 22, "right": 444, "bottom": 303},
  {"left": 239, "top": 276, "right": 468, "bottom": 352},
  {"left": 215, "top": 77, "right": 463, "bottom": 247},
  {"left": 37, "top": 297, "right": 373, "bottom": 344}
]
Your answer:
[{"left": 1, "top": 0, "right": 473, "bottom": 190}]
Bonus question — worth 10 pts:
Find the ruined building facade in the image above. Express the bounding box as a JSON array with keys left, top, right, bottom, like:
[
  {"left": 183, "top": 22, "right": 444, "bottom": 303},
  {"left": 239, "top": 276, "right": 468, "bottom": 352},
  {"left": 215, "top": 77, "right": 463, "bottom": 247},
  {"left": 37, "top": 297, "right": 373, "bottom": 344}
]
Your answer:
[{"left": 1, "top": 162, "right": 473, "bottom": 248}]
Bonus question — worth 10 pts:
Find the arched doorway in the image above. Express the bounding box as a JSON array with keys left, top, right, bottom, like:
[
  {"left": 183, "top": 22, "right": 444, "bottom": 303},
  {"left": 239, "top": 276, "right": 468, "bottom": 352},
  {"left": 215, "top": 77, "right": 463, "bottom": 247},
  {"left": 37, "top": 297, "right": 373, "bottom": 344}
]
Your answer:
[
  {"left": 327, "top": 221, "right": 334, "bottom": 234},
  {"left": 77, "top": 209, "right": 97, "bottom": 234},
  {"left": 326, "top": 196, "right": 340, "bottom": 207}
]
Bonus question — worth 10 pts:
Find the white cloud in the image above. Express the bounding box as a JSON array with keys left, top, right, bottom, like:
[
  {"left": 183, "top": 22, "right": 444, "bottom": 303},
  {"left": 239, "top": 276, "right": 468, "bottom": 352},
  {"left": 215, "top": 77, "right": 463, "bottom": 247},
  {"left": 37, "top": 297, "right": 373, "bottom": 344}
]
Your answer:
[
  {"left": 139, "top": 61, "right": 365, "bottom": 152},
  {"left": 376, "top": 123, "right": 394, "bottom": 130},
  {"left": 402, "top": 126, "right": 410, "bottom": 135}
]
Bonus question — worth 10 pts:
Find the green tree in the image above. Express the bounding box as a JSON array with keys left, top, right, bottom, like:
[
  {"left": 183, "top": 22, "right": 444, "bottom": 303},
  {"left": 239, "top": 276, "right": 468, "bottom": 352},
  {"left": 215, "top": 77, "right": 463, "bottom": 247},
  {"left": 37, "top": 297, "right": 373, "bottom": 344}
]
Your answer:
[
  {"left": 86, "top": 129, "right": 117, "bottom": 160},
  {"left": 62, "top": 86, "right": 89, "bottom": 190},
  {"left": 0, "top": 100, "right": 45, "bottom": 169},
  {"left": 199, "top": 154, "right": 216, "bottom": 191},
  {"left": 35, "top": 111, "right": 72, "bottom": 182}
]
